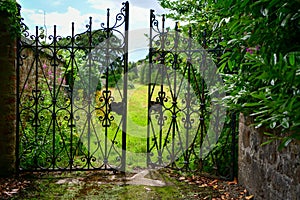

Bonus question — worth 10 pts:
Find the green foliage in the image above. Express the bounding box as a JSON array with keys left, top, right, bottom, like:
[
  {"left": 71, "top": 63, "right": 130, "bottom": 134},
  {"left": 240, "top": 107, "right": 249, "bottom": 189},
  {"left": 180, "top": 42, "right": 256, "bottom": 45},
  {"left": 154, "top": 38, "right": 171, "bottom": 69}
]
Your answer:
[
  {"left": 202, "top": 114, "right": 238, "bottom": 178},
  {"left": 159, "top": 0, "right": 300, "bottom": 146},
  {"left": 158, "top": 0, "right": 235, "bottom": 176},
  {"left": 217, "top": 0, "right": 300, "bottom": 143},
  {"left": 138, "top": 61, "right": 149, "bottom": 84},
  {"left": 0, "top": 0, "right": 21, "bottom": 38},
  {"left": 19, "top": 69, "right": 87, "bottom": 169},
  {"left": 128, "top": 62, "right": 139, "bottom": 81},
  {"left": 57, "top": 29, "right": 123, "bottom": 91}
]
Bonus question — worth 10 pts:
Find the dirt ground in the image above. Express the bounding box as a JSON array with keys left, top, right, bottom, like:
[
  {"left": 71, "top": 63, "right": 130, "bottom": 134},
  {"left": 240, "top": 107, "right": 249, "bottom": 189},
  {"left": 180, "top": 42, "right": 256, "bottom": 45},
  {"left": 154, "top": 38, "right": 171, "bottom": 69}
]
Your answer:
[{"left": 0, "top": 169, "right": 254, "bottom": 199}]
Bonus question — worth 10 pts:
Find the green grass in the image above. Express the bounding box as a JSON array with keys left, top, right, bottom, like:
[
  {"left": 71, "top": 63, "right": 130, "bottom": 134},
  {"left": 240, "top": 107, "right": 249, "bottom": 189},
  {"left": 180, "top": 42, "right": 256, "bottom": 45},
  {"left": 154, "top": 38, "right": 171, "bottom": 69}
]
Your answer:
[
  {"left": 12, "top": 170, "right": 218, "bottom": 200},
  {"left": 71, "top": 83, "right": 202, "bottom": 171}
]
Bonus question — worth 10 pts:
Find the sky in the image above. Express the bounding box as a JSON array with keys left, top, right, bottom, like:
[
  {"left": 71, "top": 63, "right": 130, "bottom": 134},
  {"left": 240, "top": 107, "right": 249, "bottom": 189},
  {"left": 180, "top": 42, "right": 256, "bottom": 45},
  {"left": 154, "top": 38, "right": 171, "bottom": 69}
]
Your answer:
[{"left": 17, "top": 0, "right": 172, "bottom": 61}]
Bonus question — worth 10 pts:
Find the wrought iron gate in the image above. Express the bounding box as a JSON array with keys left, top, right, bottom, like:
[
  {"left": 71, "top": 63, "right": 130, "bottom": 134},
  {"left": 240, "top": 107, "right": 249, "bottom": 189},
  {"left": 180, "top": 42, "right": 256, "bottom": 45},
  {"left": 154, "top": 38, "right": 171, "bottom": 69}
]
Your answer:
[
  {"left": 17, "top": 2, "right": 129, "bottom": 172},
  {"left": 147, "top": 11, "right": 237, "bottom": 179},
  {"left": 17, "top": 1, "right": 237, "bottom": 179}
]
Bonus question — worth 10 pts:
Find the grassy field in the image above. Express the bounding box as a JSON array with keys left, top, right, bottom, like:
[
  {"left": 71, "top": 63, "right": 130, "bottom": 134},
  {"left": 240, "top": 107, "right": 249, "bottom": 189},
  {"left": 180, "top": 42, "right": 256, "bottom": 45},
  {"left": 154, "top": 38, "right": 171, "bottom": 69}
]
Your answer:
[
  {"left": 71, "top": 83, "right": 201, "bottom": 171},
  {"left": 72, "top": 84, "right": 154, "bottom": 170},
  {"left": 87, "top": 84, "right": 172, "bottom": 170}
]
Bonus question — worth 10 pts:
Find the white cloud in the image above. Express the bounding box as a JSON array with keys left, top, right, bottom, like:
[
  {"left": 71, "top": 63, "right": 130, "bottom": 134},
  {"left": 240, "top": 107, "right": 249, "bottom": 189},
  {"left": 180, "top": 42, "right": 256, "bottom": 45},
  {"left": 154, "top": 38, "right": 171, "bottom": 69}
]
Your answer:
[
  {"left": 86, "top": 0, "right": 170, "bottom": 30},
  {"left": 87, "top": 0, "right": 166, "bottom": 14},
  {"left": 87, "top": 0, "right": 121, "bottom": 11},
  {"left": 20, "top": 0, "right": 173, "bottom": 61},
  {"left": 22, "top": 7, "right": 105, "bottom": 37},
  {"left": 129, "top": 0, "right": 166, "bottom": 13},
  {"left": 21, "top": 0, "right": 171, "bottom": 37}
]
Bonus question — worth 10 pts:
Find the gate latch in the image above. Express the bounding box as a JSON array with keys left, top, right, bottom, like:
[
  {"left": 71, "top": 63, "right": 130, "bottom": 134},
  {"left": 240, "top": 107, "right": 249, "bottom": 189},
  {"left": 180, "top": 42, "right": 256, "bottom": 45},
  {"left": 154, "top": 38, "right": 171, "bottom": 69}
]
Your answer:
[{"left": 109, "top": 102, "right": 123, "bottom": 115}]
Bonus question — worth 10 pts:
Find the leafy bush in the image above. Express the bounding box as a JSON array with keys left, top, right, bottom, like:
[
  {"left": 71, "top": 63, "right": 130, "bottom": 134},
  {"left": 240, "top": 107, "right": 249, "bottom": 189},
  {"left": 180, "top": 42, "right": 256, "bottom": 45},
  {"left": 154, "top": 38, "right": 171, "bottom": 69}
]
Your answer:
[
  {"left": 19, "top": 62, "right": 88, "bottom": 169},
  {"left": 216, "top": 0, "right": 300, "bottom": 146},
  {"left": 159, "top": 0, "right": 300, "bottom": 146}
]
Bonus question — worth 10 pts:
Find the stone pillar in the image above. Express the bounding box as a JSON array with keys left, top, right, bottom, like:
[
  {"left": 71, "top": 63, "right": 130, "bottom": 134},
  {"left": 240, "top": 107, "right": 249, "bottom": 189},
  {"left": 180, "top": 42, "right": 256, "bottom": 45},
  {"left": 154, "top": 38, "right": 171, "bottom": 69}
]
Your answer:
[{"left": 0, "top": 7, "right": 17, "bottom": 176}]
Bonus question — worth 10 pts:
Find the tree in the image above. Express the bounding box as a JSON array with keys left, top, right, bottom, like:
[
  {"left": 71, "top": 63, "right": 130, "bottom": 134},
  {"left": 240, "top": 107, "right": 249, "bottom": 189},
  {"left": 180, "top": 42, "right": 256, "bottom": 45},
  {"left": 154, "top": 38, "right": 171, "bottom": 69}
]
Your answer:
[{"left": 55, "top": 29, "right": 124, "bottom": 90}]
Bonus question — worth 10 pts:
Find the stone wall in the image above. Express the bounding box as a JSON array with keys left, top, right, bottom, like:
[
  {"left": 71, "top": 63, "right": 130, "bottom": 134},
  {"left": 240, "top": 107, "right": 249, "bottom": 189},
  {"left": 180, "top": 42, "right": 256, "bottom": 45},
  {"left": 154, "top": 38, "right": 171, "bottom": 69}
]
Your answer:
[
  {"left": 239, "top": 113, "right": 300, "bottom": 200},
  {"left": 18, "top": 46, "right": 66, "bottom": 95},
  {"left": 0, "top": 12, "right": 17, "bottom": 176}
]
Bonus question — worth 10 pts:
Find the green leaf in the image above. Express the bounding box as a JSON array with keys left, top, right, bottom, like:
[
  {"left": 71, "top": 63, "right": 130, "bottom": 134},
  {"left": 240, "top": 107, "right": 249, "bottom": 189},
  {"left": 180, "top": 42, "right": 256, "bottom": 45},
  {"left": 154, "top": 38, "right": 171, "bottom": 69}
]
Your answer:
[
  {"left": 228, "top": 60, "right": 233, "bottom": 71},
  {"left": 219, "top": 41, "right": 227, "bottom": 47},
  {"left": 242, "top": 102, "right": 261, "bottom": 107},
  {"left": 250, "top": 92, "right": 267, "bottom": 100},
  {"left": 290, "top": 133, "right": 300, "bottom": 141},
  {"left": 288, "top": 54, "right": 295, "bottom": 66},
  {"left": 261, "top": 139, "right": 274, "bottom": 146},
  {"left": 249, "top": 109, "right": 269, "bottom": 116},
  {"left": 240, "top": 0, "right": 250, "bottom": 8},
  {"left": 219, "top": 62, "right": 227, "bottom": 72},
  {"left": 278, "top": 137, "right": 292, "bottom": 151},
  {"left": 264, "top": 132, "right": 275, "bottom": 137},
  {"left": 220, "top": 51, "right": 232, "bottom": 59},
  {"left": 270, "top": 121, "right": 277, "bottom": 129},
  {"left": 227, "top": 38, "right": 237, "bottom": 45},
  {"left": 281, "top": 118, "right": 289, "bottom": 129}
]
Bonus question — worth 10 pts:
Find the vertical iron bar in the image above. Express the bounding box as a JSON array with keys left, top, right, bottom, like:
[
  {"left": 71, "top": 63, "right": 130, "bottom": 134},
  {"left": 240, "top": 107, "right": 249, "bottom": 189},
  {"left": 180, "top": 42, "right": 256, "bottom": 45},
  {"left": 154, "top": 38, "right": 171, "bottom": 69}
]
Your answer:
[
  {"left": 52, "top": 25, "right": 58, "bottom": 169},
  {"left": 147, "top": 9, "right": 154, "bottom": 168},
  {"left": 185, "top": 27, "right": 192, "bottom": 170},
  {"left": 69, "top": 22, "right": 75, "bottom": 171},
  {"left": 203, "top": 29, "right": 207, "bottom": 49},
  {"left": 121, "top": 1, "right": 129, "bottom": 172},
  {"left": 158, "top": 14, "right": 166, "bottom": 165},
  {"left": 172, "top": 22, "right": 179, "bottom": 167},
  {"left": 199, "top": 30, "right": 207, "bottom": 164},
  {"left": 104, "top": 10, "right": 110, "bottom": 169},
  {"left": 87, "top": 17, "right": 92, "bottom": 169},
  {"left": 34, "top": 26, "right": 39, "bottom": 168},
  {"left": 231, "top": 112, "right": 237, "bottom": 181}
]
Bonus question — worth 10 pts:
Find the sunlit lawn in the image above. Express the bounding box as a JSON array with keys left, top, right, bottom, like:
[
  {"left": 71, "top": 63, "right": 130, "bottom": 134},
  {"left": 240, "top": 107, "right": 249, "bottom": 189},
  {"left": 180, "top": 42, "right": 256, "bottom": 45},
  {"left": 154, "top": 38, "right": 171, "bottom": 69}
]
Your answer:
[{"left": 74, "top": 83, "right": 200, "bottom": 171}]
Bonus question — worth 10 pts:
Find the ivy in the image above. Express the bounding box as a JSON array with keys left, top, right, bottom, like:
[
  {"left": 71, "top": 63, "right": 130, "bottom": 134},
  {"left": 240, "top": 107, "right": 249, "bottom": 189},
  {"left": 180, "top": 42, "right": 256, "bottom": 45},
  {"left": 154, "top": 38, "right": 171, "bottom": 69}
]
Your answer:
[{"left": 0, "top": 0, "right": 21, "bottom": 39}]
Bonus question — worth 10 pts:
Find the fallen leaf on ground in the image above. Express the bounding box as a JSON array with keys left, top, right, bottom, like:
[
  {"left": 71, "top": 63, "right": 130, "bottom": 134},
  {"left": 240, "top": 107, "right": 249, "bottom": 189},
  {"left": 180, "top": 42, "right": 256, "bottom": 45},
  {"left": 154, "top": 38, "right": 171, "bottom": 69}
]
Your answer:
[
  {"left": 209, "top": 179, "right": 218, "bottom": 185},
  {"left": 227, "top": 177, "right": 238, "bottom": 185},
  {"left": 199, "top": 183, "right": 208, "bottom": 187},
  {"left": 245, "top": 195, "right": 254, "bottom": 199}
]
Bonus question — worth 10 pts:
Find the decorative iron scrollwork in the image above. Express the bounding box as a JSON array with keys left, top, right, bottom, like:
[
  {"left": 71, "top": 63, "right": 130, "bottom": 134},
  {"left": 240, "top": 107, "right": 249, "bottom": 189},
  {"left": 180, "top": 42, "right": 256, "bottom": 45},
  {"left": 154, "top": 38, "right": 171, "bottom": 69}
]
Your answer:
[{"left": 17, "top": 1, "right": 129, "bottom": 172}]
